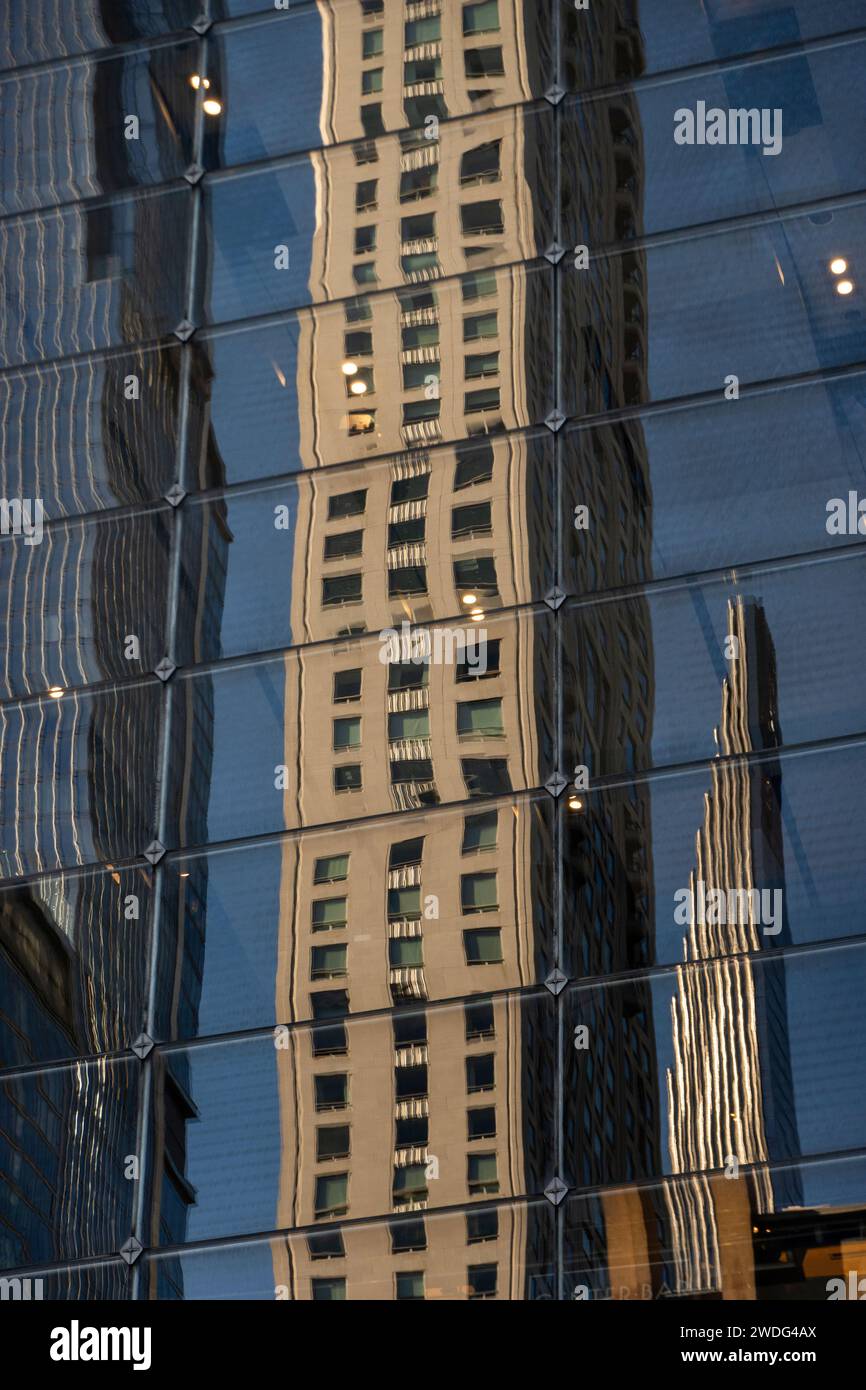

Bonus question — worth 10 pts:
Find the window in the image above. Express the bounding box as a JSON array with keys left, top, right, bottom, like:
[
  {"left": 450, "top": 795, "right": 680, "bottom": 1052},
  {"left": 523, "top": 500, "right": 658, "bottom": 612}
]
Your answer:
[
  {"left": 389, "top": 838, "right": 424, "bottom": 869},
  {"left": 405, "top": 16, "right": 441, "bottom": 44},
  {"left": 360, "top": 0, "right": 383, "bottom": 12},
  {"left": 353, "top": 261, "right": 377, "bottom": 286},
  {"left": 402, "top": 323, "right": 440, "bottom": 350},
  {"left": 396, "top": 1115, "right": 428, "bottom": 1147},
  {"left": 387, "top": 885, "right": 422, "bottom": 919},
  {"left": 464, "top": 352, "right": 499, "bottom": 380},
  {"left": 400, "top": 166, "right": 438, "bottom": 202},
  {"left": 452, "top": 501, "right": 492, "bottom": 538},
  {"left": 314, "top": 854, "right": 349, "bottom": 884},
  {"left": 463, "top": 0, "right": 500, "bottom": 34},
  {"left": 362, "top": 28, "right": 383, "bottom": 57},
  {"left": 467, "top": 1263, "right": 498, "bottom": 1298},
  {"left": 362, "top": 68, "right": 383, "bottom": 94},
  {"left": 312, "top": 897, "right": 347, "bottom": 931},
  {"left": 457, "top": 638, "right": 500, "bottom": 679},
  {"left": 328, "top": 490, "right": 367, "bottom": 520},
  {"left": 391, "top": 473, "right": 430, "bottom": 504},
  {"left": 333, "top": 717, "right": 361, "bottom": 751},
  {"left": 389, "top": 937, "right": 423, "bottom": 967},
  {"left": 333, "top": 765, "right": 362, "bottom": 793},
  {"left": 463, "top": 311, "right": 498, "bottom": 341},
  {"left": 307, "top": 1230, "right": 345, "bottom": 1260},
  {"left": 402, "top": 362, "right": 439, "bottom": 391},
  {"left": 396, "top": 1271, "right": 425, "bottom": 1301},
  {"left": 355, "top": 179, "right": 378, "bottom": 212},
  {"left": 323, "top": 574, "right": 362, "bottom": 607},
  {"left": 462, "top": 810, "right": 498, "bottom": 852},
  {"left": 345, "top": 296, "right": 372, "bottom": 323},
  {"left": 317, "top": 1125, "right": 350, "bottom": 1160},
  {"left": 391, "top": 758, "right": 434, "bottom": 783},
  {"left": 467, "top": 1209, "right": 498, "bottom": 1244},
  {"left": 388, "top": 517, "right": 426, "bottom": 547},
  {"left": 395, "top": 1064, "right": 427, "bottom": 1099},
  {"left": 467, "top": 1152, "right": 499, "bottom": 1195},
  {"left": 388, "top": 662, "right": 428, "bottom": 691},
  {"left": 311, "top": 943, "right": 347, "bottom": 979},
  {"left": 311, "top": 991, "right": 348, "bottom": 1055},
  {"left": 314, "top": 1073, "right": 348, "bottom": 1111},
  {"left": 465, "top": 47, "right": 504, "bottom": 78},
  {"left": 314, "top": 1173, "right": 348, "bottom": 1219},
  {"left": 393, "top": 1010, "right": 427, "bottom": 1046},
  {"left": 402, "top": 399, "right": 439, "bottom": 424},
  {"left": 402, "top": 212, "right": 435, "bottom": 243},
  {"left": 461, "top": 871, "right": 498, "bottom": 912},
  {"left": 388, "top": 710, "right": 430, "bottom": 741},
  {"left": 465, "top": 387, "right": 500, "bottom": 415},
  {"left": 354, "top": 225, "right": 376, "bottom": 254},
  {"left": 324, "top": 530, "right": 363, "bottom": 561},
  {"left": 391, "top": 1219, "right": 426, "bottom": 1253},
  {"left": 453, "top": 556, "right": 498, "bottom": 596},
  {"left": 344, "top": 330, "right": 372, "bottom": 358},
  {"left": 462, "top": 269, "right": 497, "bottom": 301},
  {"left": 460, "top": 141, "right": 501, "bottom": 185},
  {"left": 360, "top": 103, "right": 385, "bottom": 138},
  {"left": 402, "top": 251, "right": 440, "bottom": 276},
  {"left": 465, "top": 1000, "right": 494, "bottom": 1041},
  {"left": 346, "top": 410, "right": 376, "bottom": 436},
  {"left": 403, "top": 94, "right": 449, "bottom": 130},
  {"left": 457, "top": 698, "right": 504, "bottom": 738},
  {"left": 464, "top": 927, "right": 503, "bottom": 964},
  {"left": 312, "top": 1277, "right": 346, "bottom": 1301},
  {"left": 333, "top": 668, "right": 361, "bottom": 702},
  {"left": 461, "top": 757, "right": 511, "bottom": 797},
  {"left": 466, "top": 1053, "right": 495, "bottom": 1093},
  {"left": 393, "top": 1163, "right": 427, "bottom": 1205},
  {"left": 468, "top": 1107, "right": 496, "bottom": 1140},
  {"left": 454, "top": 442, "right": 494, "bottom": 489},
  {"left": 404, "top": 56, "right": 441, "bottom": 85},
  {"left": 461, "top": 200, "right": 504, "bottom": 236},
  {"left": 388, "top": 566, "right": 428, "bottom": 597}
]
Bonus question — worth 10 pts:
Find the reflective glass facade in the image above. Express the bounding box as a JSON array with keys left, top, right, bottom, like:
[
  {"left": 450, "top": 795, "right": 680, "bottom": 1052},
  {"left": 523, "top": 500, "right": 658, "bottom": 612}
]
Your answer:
[{"left": 1, "top": 0, "right": 866, "bottom": 1305}]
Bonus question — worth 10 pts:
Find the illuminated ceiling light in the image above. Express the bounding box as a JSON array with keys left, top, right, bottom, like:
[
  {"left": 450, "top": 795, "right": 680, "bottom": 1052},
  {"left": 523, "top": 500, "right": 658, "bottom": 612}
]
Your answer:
[
  {"left": 469, "top": 607, "right": 485, "bottom": 622},
  {"left": 462, "top": 592, "right": 477, "bottom": 606},
  {"left": 567, "top": 795, "right": 584, "bottom": 811},
  {"left": 829, "top": 257, "right": 848, "bottom": 275},
  {"left": 341, "top": 360, "right": 358, "bottom": 376},
  {"left": 349, "top": 379, "right": 368, "bottom": 395},
  {"left": 47, "top": 686, "right": 64, "bottom": 699},
  {"left": 202, "top": 97, "right": 223, "bottom": 116},
  {"left": 179, "top": 871, "right": 190, "bottom": 879},
  {"left": 189, "top": 74, "right": 210, "bottom": 90},
  {"left": 836, "top": 278, "right": 855, "bottom": 296}
]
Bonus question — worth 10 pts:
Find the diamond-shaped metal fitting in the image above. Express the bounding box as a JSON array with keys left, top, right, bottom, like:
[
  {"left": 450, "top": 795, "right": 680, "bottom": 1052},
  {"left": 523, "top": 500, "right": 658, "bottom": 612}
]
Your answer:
[
  {"left": 191, "top": 15, "right": 212, "bottom": 34},
  {"left": 544, "top": 968, "right": 569, "bottom": 997},
  {"left": 184, "top": 163, "right": 205, "bottom": 186},
  {"left": 543, "top": 242, "right": 565, "bottom": 266},
  {"left": 131, "top": 1033, "right": 155, "bottom": 1060},
  {"left": 544, "top": 1176, "right": 569, "bottom": 1207},
  {"left": 119, "top": 1236, "right": 144, "bottom": 1266},
  {"left": 544, "top": 772, "right": 568, "bottom": 799},
  {"left": 143, "top": 839, "right": 166, "bottom": 866},
  {"left": 165, "top": 483, "right": 187, "bottom": 508},
  {"left": 544, "top": 83, "right": 565, "bottom": 106},
  {"left": 544, "top": 585, "right": 566, "bottom": 611},
  {"left": 154, "top": 657, "right": 177, "bottom": 684},
  {"left": 173, "top": 318, "right": 196, "bottom": 343},
  {"left": 544, "top": 408, "right": 566, "bottom": 434}
]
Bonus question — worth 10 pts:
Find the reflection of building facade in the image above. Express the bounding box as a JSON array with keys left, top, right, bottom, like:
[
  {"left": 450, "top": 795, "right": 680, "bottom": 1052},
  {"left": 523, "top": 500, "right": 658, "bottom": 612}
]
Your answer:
[{"left": 664, "top": 597, "right": 802, "bottom": 1296}]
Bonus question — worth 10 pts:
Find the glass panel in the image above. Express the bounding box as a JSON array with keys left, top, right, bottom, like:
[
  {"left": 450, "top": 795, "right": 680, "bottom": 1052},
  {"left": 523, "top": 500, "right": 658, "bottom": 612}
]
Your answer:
[
  {"left": 167, "top": 605, "right": 555, "bottom": 845},
  {"left": 0, "top": 506, "right": 171, "bottom": 701},
  {"left": 562, "top": 737, "right": 866, "bottom": 979},
  {"left": 0, "top": 1054, "right": 139, "bottom": 1267},
  {"left": 562, "top": 199, "right": 866, "bottom": 418},
  {"left": 0, "top": 1, "right": 199, "bottom": 70},
  {"left": 0, "top": 186, "right": 191, "bottom": 370},
  {"left": 153, "top": 794, "right": 555, "bottom": 1043},
  {"left": 562, "top": 40, "right": 866, "bottom": 245},
  {"left": 563, "top": 940, "right": 866, "bottom": 1192},
  {"left": 0, "top": 41, "right": 198, "bottom": 217},
  {"left": 139, "top": 1198, "right": 555, "bottom": 1299},
  {"left": 563, "top": 551, "right": 866, "bottom": 780},
  {"left": 149, "top": 990, "right": 554, "bottom": 1244}
]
